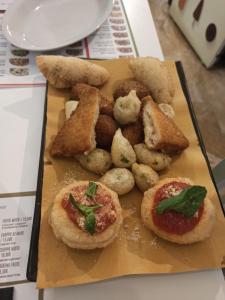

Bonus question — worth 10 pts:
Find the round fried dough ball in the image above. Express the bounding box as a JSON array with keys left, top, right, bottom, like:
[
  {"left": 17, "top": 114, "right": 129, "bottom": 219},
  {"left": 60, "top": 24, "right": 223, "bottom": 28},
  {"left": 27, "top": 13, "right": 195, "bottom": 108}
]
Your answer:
[
  {"left": 75, "top": 149, "right": 112, "bottom": 175},
  {"left": 122, "top": 119, "right": 144, "bottom": 146},
  {"left": 96, "top": 115, "right": 118, "bottom": 149},
  {"left": 100, "top": 168, "right": 135, "bottom": 195},
  {"left": 113, "top": 79, "right": 150, "bottom": 100}
]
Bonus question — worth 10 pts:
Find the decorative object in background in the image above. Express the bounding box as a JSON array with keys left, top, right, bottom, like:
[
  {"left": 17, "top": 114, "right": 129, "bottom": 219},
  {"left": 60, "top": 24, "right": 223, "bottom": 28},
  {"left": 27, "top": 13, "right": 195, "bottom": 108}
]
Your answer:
[
  {"left": 193, "top": 0, "right": 204, "bottom": 22},
  {"left": 169, "top": 0, "right": 225, "bottom": 68},
  {"left": 178, "top": 0, "right": 186, "bottom": 11}
]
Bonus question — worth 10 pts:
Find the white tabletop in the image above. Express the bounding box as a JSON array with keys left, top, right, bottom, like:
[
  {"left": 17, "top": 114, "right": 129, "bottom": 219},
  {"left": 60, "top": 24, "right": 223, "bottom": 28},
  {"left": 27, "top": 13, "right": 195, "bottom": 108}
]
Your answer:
[
  {"left": 0, "top": 0, "right": 224, "bottom": 299},
  {"left": 0, "top": 87, "right": 45, "bottom": 193}
]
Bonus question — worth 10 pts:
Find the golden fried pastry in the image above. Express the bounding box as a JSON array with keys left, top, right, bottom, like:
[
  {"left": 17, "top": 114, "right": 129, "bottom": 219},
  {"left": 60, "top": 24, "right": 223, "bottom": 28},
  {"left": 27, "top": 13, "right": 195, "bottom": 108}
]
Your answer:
[
  {"left": 36, "top": 55, "right": 109, "bottom": 88},
  {"left": 129, "top": 57, "right": 175, "bottom": 104},
  {"left": 49, "top": 181, "right": 123, "bottom": 249},
  {"left": 122, "top": 119, "right": 144, "bottom": 146},
  {"left": 141, "top": 178, "right": 215, "bottom": 244},
  {"left": 95, "top": 115, "right": 118, "bottom": 149},
  {"left": 113, "top": 79, "right": 151, "bottom": 100},
  {"left": 71, "top": 83, "right": 114, "bottom": 117},
  {"left": 50, "top": 86, "right": 100, "bottom": 156},
  {"left": 142, "top": 96, "right": 189, "bottom": 153}
]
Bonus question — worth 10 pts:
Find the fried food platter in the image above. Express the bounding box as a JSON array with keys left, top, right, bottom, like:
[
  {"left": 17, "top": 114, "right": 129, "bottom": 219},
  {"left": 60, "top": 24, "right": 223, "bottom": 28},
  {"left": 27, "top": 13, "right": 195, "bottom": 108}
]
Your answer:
[{"left": 26, "top": 57, "right": 225, "bottom": 288}]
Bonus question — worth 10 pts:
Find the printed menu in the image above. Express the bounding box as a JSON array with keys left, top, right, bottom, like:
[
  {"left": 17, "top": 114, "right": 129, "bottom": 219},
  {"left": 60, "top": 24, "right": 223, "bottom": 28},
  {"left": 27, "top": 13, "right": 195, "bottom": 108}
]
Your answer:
[
  {"left": 0, "top": 196, "right": 35, "bottom": 283},
  {"left": 0, "top": 0, "right": 137, "bottom": 86}
]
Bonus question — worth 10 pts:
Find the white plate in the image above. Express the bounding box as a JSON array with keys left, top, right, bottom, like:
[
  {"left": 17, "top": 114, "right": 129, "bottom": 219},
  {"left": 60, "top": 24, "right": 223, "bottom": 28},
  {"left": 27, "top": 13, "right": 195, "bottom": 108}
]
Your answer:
[{"left": 3, "top": 0, "right": 113, "bottom": 51}]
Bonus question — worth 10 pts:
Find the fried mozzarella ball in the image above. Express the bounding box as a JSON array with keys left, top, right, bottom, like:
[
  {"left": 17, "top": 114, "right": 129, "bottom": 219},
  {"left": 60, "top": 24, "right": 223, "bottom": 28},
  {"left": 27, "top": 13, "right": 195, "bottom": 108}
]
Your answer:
[
  {"left": 100, "top": 168, "right": 135, "bottom": 195},
  {"left": 158, "top": 103, "right": 175, "bottom": 119},
  {"left": 113, "top": 90, "right": 141, "bottom": 125},
  {"left": 134, "top": 143, "right": 171, "bottom": 171},
  {"left": 75, "top": 149, "right": 112, "bottom": 175},
  {"left": 132, "top": 163, "right": 159, "bottom": 192},
  {"left": 65, "top": 100, "right": 79, "bottom": 119},
  {"left": 111, "top": 128, "right": 136, "bottom": 168}
]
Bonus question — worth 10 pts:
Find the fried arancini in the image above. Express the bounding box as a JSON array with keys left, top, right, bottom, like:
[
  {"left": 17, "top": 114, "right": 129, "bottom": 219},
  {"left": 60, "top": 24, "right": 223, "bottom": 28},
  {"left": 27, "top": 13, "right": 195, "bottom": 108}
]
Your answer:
[
  {"left": 96, "top": 115, "right": 118, "bottom": 149},
  {"left": 113, "top": 79, "right": 150, "bottom": 100},
  {"left": 122, "top": 119, "right": 144, "bottom": 146}
]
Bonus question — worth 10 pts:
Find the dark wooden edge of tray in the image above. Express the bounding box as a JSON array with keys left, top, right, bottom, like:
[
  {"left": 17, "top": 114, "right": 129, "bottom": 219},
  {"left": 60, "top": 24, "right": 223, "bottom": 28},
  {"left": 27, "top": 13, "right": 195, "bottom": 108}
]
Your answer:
[
  {"left": 26, "top": 62, "right": 225, "bottom": 282},
  {"left": 175, "top": 62, "right": 225, "bottom": 217},
  {"left": 26, "top": 84, "right": 48, "bottom": 281}
]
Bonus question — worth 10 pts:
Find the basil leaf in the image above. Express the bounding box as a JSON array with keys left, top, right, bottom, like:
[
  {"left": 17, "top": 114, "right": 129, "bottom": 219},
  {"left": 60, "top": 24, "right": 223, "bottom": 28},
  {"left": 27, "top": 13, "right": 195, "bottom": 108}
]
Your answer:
[
  {"left": 85, "top": 213, "right": 96, "bottom": 235},
  {"left": 85, "top": 182, "right": 98, "bottom": 198},
  {"left": 156, "top": 186, "right": 207, "bottom": 218},
  {"left": 68, "top": 193, "right": 101, "bottom": 235},
  {"left": 156, "top": 189, "right": 187, "bottom": 214},
  {"left": 69, "top": 193, "right": 82, "bottom": 211},
  {"left": 69, "top": 194, "right": 101, "bottom": 216}
]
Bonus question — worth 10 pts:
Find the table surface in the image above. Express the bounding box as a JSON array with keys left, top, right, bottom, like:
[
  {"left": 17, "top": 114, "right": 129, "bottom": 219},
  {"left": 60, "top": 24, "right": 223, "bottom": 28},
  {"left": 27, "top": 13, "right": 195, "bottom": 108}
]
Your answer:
[{"left": 0, "top": 0, "right": 224, "bottom": 299}]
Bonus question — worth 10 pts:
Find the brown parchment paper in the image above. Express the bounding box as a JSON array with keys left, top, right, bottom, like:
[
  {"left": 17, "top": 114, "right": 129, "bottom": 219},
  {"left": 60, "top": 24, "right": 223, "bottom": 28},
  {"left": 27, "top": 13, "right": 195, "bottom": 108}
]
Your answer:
[{"left": 37, "top": 59, "right": 225, "bottom": 289}]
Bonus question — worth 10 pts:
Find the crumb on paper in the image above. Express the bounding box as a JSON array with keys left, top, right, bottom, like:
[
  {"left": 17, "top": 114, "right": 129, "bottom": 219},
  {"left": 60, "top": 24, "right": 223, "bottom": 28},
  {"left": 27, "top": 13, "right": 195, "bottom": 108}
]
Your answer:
[{"left": 126, "top": 225, "right": 141, "bottom": 242}]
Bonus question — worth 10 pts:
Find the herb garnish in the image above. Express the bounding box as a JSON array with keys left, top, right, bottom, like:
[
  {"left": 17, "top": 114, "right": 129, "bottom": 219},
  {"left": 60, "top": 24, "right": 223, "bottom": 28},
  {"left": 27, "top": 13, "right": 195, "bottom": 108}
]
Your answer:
[
  {"left": 85, "top": 213, "right": 96, "bottom": 235},
  {"left": 69, "top": 193, "right": 101, "bottom": 235},
  {"left": 120, "top": 154, "right": 130, "bottom": 164},
  {"left": 85, "top": 181, "right": 98, "bottom": 198},
  {"left": 156, "top": 186, "right": 207, "bottom": 218}
]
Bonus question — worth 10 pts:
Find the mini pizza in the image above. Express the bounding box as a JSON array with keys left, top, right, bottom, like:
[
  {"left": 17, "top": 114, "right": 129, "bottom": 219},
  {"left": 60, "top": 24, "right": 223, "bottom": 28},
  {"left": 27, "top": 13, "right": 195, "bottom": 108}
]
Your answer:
[
  {"left": 141, "top": 178, "right": 215, "bottom": 244},
  {"left": 49, "top": 181, "right": 123, "bottom": 250}
]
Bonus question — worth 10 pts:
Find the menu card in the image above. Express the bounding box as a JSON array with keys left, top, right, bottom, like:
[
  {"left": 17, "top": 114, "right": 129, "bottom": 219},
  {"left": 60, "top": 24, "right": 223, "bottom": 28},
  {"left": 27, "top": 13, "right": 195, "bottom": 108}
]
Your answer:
[
  {"left": 0, "top": 196, "right": 35, "bottom": 283},
  {"left": 0, "top": 0, "right": 137, "bottom": 86}
]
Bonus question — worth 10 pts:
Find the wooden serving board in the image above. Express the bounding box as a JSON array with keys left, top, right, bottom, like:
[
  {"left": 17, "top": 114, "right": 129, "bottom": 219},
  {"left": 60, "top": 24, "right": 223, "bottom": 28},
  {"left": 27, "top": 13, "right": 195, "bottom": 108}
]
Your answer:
[{"left": 35, "top": 59, "right": 225, "bottom": 289}]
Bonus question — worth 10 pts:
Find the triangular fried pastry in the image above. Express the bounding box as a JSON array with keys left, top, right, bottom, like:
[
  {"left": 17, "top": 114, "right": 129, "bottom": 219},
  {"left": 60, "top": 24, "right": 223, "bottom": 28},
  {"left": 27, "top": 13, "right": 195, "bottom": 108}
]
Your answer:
[
  {"left": 142, "top": 96, "right": 189, "bottom": 153},
  {"left": 50, "top": 87, "right": 100, "bottom": 157},
  {"left": 71, "top": 83, "right": 114, "bottom": 116}
]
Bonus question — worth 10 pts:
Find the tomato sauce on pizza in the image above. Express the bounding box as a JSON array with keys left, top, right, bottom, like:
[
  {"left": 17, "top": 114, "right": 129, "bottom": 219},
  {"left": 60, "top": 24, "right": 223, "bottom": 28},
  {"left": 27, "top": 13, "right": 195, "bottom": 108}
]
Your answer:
[
  {"left": 62, "top": 184, "right": 116, "bottom": 233},
  {"left": 152, "top": 181, "right": 204, "bottom": 235}
]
